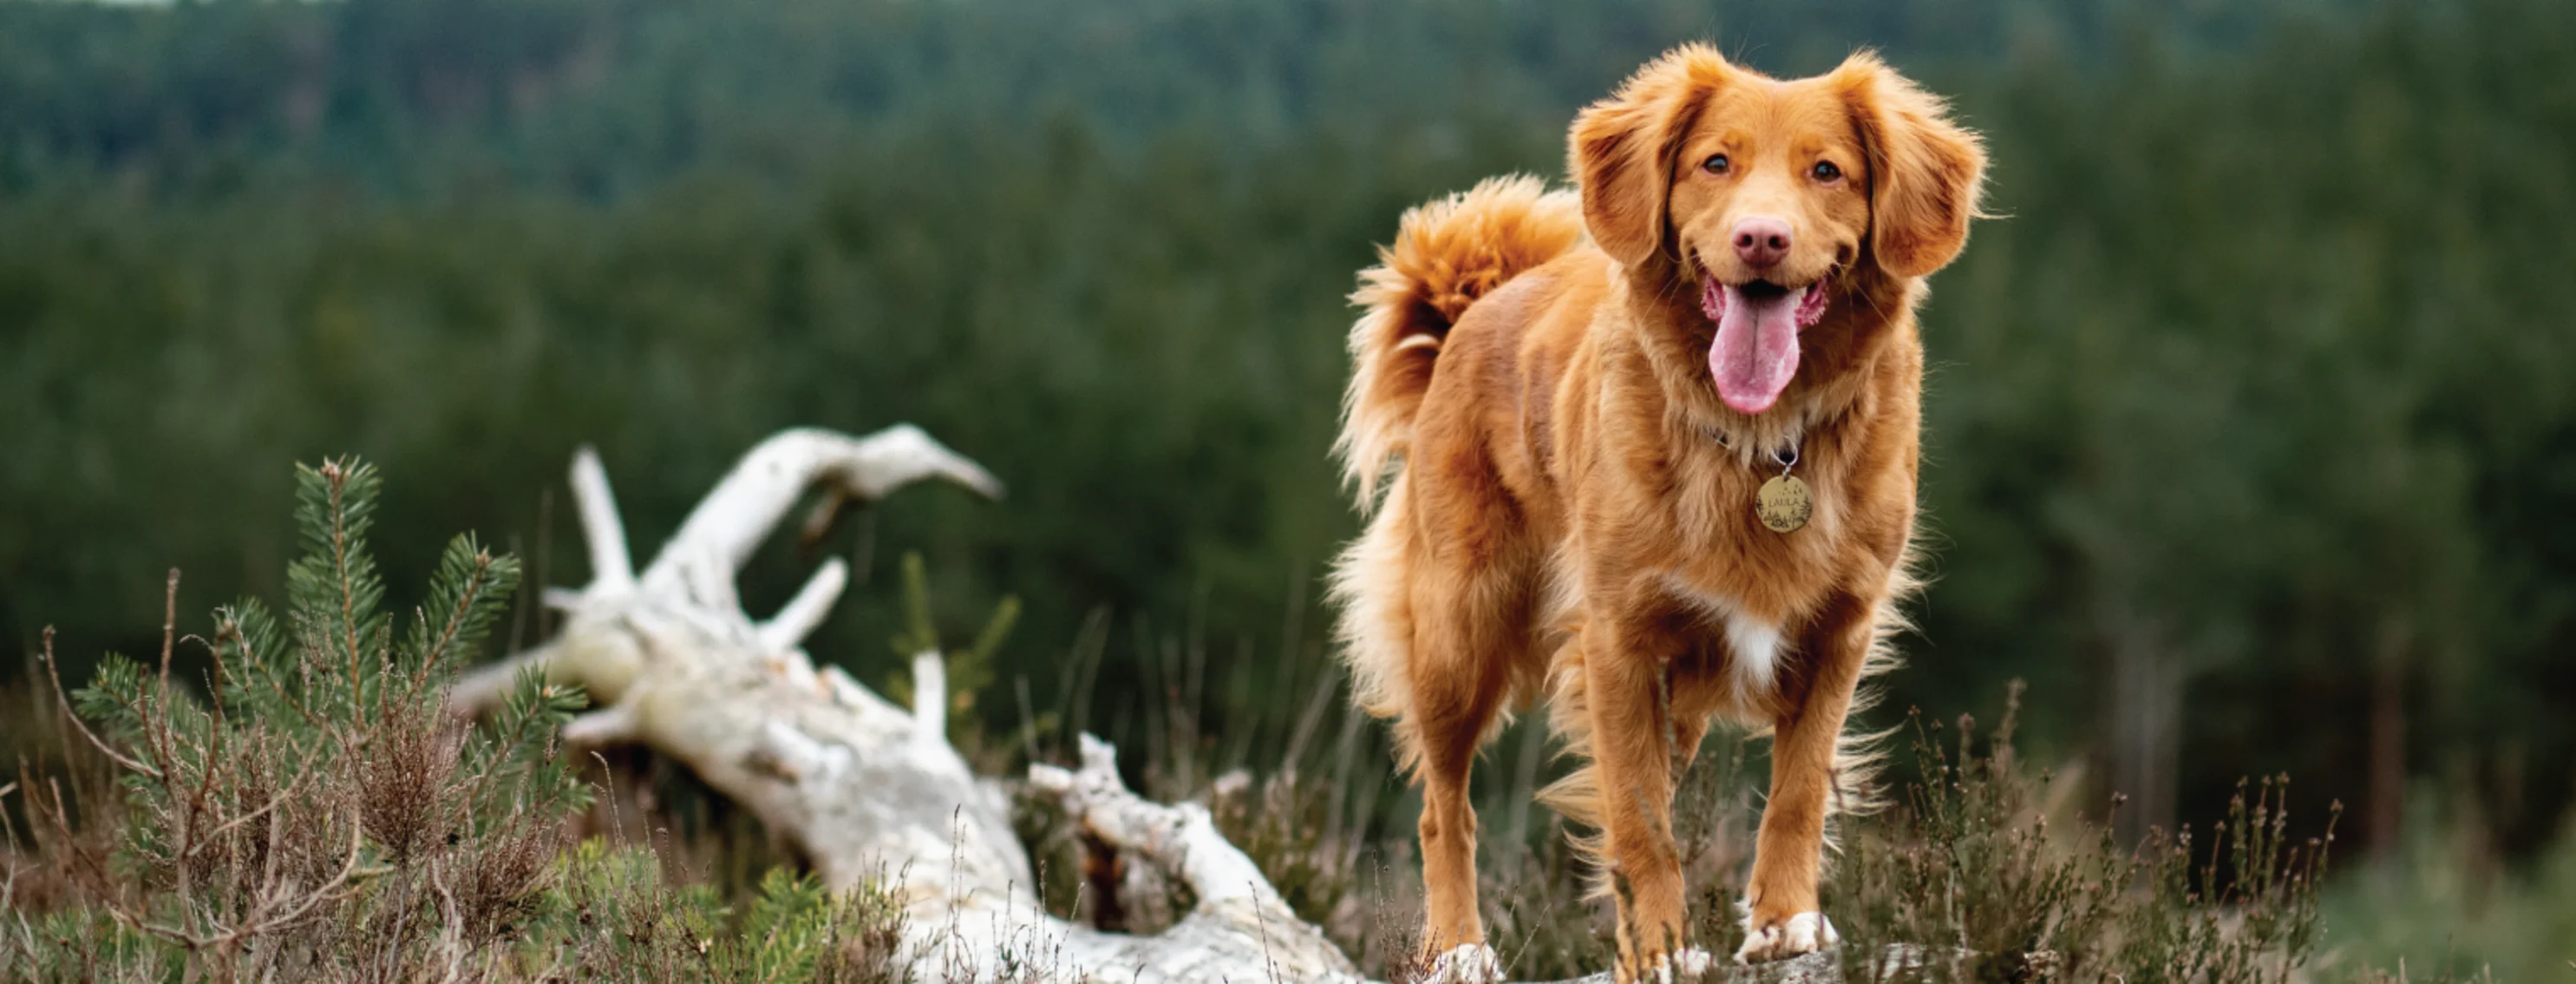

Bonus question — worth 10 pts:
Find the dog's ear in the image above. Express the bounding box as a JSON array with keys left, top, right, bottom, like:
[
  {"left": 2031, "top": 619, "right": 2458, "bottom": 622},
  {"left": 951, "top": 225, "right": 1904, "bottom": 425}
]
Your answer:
[
  {"left": 1570, "top": 45, "right": 1726, "bottom": 269},
  {"left": 1835, "top": 52, "right": 1987, "bottom": 279}
]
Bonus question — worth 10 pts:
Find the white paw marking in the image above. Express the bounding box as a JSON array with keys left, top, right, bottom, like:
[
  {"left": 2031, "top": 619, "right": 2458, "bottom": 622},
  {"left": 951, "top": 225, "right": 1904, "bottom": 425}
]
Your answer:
[
  {"left": 1425, "top": 943, "right": 1502, "bottom": 984},
  {"left": 1734, "top": 910, "right": 1839, "bottom": 964},
  {"left": 1643, "top": 946, "right": 1715, "bottom": 982}
]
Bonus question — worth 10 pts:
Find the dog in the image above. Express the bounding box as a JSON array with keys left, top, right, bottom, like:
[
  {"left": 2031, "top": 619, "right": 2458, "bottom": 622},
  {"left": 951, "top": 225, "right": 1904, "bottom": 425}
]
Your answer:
[{"left": 1328, "top": 44, "right": 1984, "bottom": 979}]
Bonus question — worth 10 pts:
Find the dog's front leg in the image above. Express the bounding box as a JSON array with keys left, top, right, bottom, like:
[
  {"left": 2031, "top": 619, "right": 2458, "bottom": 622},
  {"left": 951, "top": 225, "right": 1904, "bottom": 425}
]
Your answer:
[
  {"left": 1736, "top": 589, "right": 1875, "bottom": 962},
  {"left": 1584, "top": 615, "right": 1703, "bottom": 982}
]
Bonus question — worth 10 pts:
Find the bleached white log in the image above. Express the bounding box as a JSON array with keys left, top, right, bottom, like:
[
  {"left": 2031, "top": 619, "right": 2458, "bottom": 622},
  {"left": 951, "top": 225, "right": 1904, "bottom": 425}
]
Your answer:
[
  {"left": 452, "top": 427, "right": 1850, "bottom": 983},
  {"left": 1017, "top": 732, "right": 1363, "bottom": 983},
  {"left": 910, "top": 651, "right": 946, "bottom": 743},
  {"left": 454, "top": 424, "right": 997, "bottom": 710},
  {"left": 637, "top": 425, "right": 1002, "bottom": 602},
  {"left": 824, "top": 665, "right": 892, "bottom": 714},
  {"left": 1029, "top": 736, "right": 1277, "bottom": 911},
  {"left": 759, "top": 558, "right": 848, "bottom": 653},
  {"left": 561, "top": 701, "right": 641, "bottom": 747},
  {"left": 570, "top": 445, "right": 636, "bottom": 594}
]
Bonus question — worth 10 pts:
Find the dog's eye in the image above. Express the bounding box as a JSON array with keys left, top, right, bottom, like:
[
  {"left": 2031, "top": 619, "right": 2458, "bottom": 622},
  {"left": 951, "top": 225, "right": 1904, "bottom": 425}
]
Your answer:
[
  {"left": 1702, "top": 154, "right": 1729, "bottom": 174},
  {"left": 1811, "top": 161, "right": 1842, "bottom": 181}
]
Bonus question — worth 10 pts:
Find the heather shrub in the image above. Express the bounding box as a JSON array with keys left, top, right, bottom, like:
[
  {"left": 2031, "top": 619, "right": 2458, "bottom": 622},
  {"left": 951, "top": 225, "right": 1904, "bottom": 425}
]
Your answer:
[{"left": 1830, "top": 683, "right": 2335, "bottom": 983}]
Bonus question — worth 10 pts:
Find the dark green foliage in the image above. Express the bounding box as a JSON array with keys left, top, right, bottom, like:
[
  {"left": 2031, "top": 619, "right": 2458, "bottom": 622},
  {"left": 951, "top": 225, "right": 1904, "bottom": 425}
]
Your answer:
[
  {"left": 882, "top": 550, "right": 1023, "bottom": 757},
  {"left": 0, "top": 0, "right": 2565, "bottom": 876}
]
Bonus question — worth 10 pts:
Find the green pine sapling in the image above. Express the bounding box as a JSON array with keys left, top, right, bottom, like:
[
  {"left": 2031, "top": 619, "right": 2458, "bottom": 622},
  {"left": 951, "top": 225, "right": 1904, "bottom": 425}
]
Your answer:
[
  {"left": 15, "top": 457, "right": 589, "bottom": 981},
  {"left": 5, "top": 456, "right": 912, "bottom": 983}
]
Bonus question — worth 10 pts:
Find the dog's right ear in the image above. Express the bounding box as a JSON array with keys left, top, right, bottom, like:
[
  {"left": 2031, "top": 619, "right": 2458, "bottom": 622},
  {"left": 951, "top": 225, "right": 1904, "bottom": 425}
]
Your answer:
[{"left": 1570, "top": 45, "right": 1727, "bottom": 269}]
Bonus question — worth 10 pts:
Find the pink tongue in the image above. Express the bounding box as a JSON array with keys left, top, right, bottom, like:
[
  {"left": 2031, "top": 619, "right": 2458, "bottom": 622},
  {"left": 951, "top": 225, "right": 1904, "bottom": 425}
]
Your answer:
[{"left": 1703, "top": 279, "right": 1804, "bottom": 415}]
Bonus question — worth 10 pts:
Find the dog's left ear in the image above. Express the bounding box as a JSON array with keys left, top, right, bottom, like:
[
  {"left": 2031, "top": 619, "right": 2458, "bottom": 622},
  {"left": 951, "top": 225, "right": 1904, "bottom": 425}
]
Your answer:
[{"left": 1835, "top": 53, "right": 1987, "bottom": 279}]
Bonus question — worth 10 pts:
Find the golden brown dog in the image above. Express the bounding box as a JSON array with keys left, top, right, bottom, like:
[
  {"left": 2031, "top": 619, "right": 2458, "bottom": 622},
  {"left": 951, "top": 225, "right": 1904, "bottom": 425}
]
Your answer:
[{"left": 1328, "top": 44, "right": 1984, "bottom": 979}]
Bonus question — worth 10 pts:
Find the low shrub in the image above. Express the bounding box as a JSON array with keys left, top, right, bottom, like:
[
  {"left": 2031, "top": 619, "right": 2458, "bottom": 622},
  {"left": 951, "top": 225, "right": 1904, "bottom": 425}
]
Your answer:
[{"left": 1, "top": 459, "right": 904, "bottom": 983}]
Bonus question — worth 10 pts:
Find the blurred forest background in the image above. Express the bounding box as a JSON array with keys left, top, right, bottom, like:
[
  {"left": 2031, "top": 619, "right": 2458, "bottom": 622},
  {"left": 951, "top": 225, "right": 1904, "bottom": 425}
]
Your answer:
[{"left": 3, "top": 0, "right": 2572, "bottom": 971}]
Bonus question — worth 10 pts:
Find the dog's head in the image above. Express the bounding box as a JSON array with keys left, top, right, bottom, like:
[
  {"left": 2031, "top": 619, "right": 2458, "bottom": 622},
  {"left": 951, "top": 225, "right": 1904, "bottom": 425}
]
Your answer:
[{"left": 1572, "top": 45, "right": 1985, "bottom": 416}]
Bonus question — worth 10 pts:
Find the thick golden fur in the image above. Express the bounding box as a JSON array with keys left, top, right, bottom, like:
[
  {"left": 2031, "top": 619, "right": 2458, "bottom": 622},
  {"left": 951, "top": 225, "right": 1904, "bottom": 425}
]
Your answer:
[{"left": 1329, "top": 45, "right": 1984, "bottom": 975}]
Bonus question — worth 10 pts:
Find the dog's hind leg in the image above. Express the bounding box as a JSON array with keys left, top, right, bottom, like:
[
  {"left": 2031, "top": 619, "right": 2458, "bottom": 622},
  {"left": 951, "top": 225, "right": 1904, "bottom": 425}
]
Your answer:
[
  {"left": 1402, "top": 544, "right": 1529, "bottom": 957},
  {"left": 1332, "top": 476, "right": 1518, "bottom": 957}
]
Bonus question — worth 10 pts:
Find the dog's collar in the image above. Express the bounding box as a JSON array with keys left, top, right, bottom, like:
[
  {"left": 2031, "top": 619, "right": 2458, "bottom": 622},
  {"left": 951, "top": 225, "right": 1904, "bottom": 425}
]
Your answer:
[
  {"left": 1700, "top": 426, "right": 1801, "bottom": 472},
  {"left": 1705, "top": 427, "right": 1815, "bottom": 533}
]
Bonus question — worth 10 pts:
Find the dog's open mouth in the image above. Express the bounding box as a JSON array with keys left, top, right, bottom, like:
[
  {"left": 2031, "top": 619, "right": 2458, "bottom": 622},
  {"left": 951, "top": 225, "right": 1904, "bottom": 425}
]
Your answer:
[{"left": 1701, "top": 278, "right": 1830, "bottom": 415}]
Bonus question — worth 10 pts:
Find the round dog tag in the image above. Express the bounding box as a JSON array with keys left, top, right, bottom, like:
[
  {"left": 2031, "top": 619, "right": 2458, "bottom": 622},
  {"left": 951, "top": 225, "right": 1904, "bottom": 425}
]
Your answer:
[{"left": 1756, "top": 474, "right": 1813, "bottom": 533}]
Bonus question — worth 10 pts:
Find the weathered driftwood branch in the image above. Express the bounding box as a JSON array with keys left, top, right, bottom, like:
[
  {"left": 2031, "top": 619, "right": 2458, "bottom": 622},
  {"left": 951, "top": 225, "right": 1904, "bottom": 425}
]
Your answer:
[
  {"left": 453, "top": 427, "right": 1844, "bottom": 983},
  {"left": 448, "top": 428, "right": 1365, "bottom": 982}
]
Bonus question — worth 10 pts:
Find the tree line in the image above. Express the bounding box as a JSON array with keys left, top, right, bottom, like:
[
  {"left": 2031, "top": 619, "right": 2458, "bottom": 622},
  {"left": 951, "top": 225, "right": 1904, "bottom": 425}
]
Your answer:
[{"left": 1, "top": 0, "right": 2567, "bottom": 857}]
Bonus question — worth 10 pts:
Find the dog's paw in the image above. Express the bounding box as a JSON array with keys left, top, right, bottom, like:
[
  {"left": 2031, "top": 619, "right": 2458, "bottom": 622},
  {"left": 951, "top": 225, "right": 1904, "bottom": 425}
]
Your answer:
[
  {"left": 1634, "top": 946, "right": 1714, "bottom": 983},
  {"left": 1423, "top": 943, "right": 1503, "bottom": 984},
  {"left": 1733, "top": 910, "right": 1840, "bottom": 964}
]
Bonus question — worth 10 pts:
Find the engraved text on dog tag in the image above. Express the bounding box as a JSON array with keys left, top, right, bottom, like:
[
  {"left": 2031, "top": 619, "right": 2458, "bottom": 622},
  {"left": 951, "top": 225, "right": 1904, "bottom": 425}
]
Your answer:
[{"left": 1756, "top": 475, "right": 1813, "bottom": 534}]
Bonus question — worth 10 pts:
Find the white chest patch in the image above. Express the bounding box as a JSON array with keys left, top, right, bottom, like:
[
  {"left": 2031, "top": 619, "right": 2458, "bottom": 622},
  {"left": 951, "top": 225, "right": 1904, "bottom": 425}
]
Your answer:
[
  {"left": 1724, "top": 613, "right": 1784, "bottom": 700},
  {"left": 1657, "top": 574, "right": 1788, "bottom": 701}
]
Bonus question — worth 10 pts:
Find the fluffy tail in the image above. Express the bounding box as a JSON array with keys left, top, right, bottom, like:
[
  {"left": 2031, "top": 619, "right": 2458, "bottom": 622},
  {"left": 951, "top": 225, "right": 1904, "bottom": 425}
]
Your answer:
[{"left": 1334, "top": 175, "right": 1584, "bottom": 508}]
